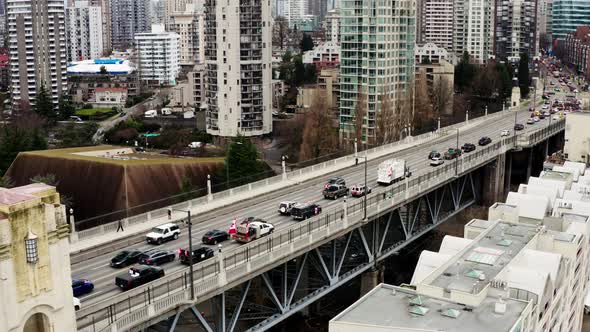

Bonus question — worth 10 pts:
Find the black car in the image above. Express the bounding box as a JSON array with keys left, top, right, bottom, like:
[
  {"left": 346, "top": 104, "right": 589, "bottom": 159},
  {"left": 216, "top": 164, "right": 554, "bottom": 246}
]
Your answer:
[
  {"left": 478, "top": 137, "right": 492, "bottom": 146},
  {"left": 115, "top": 266, "right": 165, "bottom": 291},
  {"left": 514, "top": 123, "right": 525, "bottom": 131},
  {"left": 138, "top": 250, "right": 175, "bottom": 265},
  {"left": 324, "top": 177, "right": 345, "bottom": 189},
  {"left": 461, "top": 143, "right": 476, "bottom": 153},
  {"left": 290, "top": 203, "right": 322, "bottom": 221},
  {"left": 202, "top": 229, "right": 230, "bottom": 245},
  {"left": 179, "top": 247, "right": 215, "bottom": 265},
  {"left": 111, "top": 250, "right": 143, "bottom": 268}
]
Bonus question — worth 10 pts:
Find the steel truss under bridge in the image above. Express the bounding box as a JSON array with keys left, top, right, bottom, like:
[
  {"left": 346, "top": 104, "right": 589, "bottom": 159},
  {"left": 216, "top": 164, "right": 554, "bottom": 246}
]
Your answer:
[{"left": 149, "top": 173, "right": 480, "bottom": 332}]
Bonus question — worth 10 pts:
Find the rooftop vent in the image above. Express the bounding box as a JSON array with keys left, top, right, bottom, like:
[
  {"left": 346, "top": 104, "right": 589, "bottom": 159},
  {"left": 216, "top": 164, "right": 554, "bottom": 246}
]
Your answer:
[
  {"left": 409, "top": 306, "right": 429, "bottom": 316},
  {"left": 494, "top": 296, "right": 507, "bottom": 314},
  {"left": 441, "top": 308, "right": 461, "bottom": 319}
]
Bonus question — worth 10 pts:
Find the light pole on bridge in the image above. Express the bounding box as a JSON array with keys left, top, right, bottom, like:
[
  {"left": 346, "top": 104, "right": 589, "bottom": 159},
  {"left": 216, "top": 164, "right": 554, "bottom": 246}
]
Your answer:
[{"left": 168, "top": 208, "right": 194, "bottom": 300}]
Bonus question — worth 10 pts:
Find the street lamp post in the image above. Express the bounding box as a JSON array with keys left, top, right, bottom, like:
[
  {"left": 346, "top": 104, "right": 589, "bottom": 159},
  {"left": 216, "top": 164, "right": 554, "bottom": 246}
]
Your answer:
[
  {"left": 168, "top": 208, "right": 194, "bottom": 300},
  {"left": 357, "top": 152, "right": 368, "bottom": 221},
  {"left": 455, "top": 128, "right": 459, "bottom": 176}
]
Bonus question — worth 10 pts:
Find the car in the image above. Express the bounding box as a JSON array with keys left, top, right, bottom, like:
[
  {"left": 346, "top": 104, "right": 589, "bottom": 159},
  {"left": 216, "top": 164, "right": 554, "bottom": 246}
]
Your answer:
[
  {"left": 500, "top": 130, "right": 510, "bottom": 137},
  {"left": 528, "top": 107, "right": 535, "bottom": 112},
  {"left": 574, "top": 89, "right": 579, "bottom": 93},
  {"left": 323, "top": 184, "right": 349, "bottom": 199},
  {"left": 527, "top": 118, "right": 535, "bottom": 124},
  {"left": 324, "top": 177, "right": 345, "bottom": 189},
  {"left": 534, "top": 117, "right": 540, "bottom": 122},
  {"left": 73, "top": 297, "right": 81, "bottom": 311},
  {"left": 72, "top": 279, "right": 94, "bottom": 297},
  {"left": 430, "top": 157, "right": 444, "bottom": 166},
  {"left": 115, "top": 266, "right": 165, "bottom": 291},
  {"left": 351, "top": 185, "right": 372, "bottom": 197},
  {"left": 552, "top": 115, "right": 560, "bottom": 120},
  {"left": 539, "top": 113, "right": 546, "bottom": 119},
  {"left": 290, "top": 203, "right": 322, "bottom": 220},
  {"left": 461, "top": 143, "right": 476, "bottom": 153},
  {"left": 138, "top": 250, "right": 175, "bottom": 265},
  {"left": 514, "top": 124, "right": 524, "bottom": 131},
  {"left": 146, "top": 223, "right": 180, "bottom": 244},
  {"left": 428, "top": 151, "right": 441, "bottom": 160},
  {"left": 443, "top": 148, "right": 462, "bottom": 160},
  {"left": 202, "top": 229, "right": 230, "bottom": 244},
  {"left": 179, "top": 247, "right": 214, "bottom": 265},
  {"left": 542, "top": 105, "right": 549, "bottom": 109},
  {"left": 111, "top": 250, "right": 143, "bottom": 268},
  {"left": 478, "top": 137, "right": 492, "bottom": 146},
  {"left": 278, "top": 201, "right": 297, "bottom": 215}
]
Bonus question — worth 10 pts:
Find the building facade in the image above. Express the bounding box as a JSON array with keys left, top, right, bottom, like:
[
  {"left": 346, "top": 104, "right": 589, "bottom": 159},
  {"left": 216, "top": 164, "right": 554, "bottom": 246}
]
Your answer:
[
  {"left": 417, "top": 0, "right": 453, "bottom": 51},
  {"left": 494, "top": 0, "right": 539, "bottom": 62},
  {"left": 415, "top": 42, "right": 451, "bottom": 64},
  {"left": 0, "top": 184, "right": 76, "bottom": 332},
  {"left": 551, "top": 0, "right": 590, "bottom": 42},
  {"left": 7, "top": 0, "right": 68, "bottom": 108},
  {"left": 339, "top": 0, "right": 416, "bottom": 144},
  {"left": 323, "top": 9, "right": 340, "bottom": 44},
  {"left": 303, "top": 41, "right": 340, "bottom": 69},
  {"left": 88, "top": 0, "right": 112, "bottom": 55},
  {"left": 204, "top": 0, "right": 273, "bottom": 136},
  {"left": 563, "top": 26, "right": 590, "bottom": 79},
  {"left": 416, "top": 59, "right": 454, "bottom": 115},
  {"left": 111, "top": 0, "right": 149, "bottom": 50},
  {"left": 168, "top": 6, "right": 205, "bottom": 65},
  {"left": 135, "top": 25, "right": 180, "bottom": 86},
  {"left": 66, "top": 1, "right": 104, "bottom": 62},
  {"left": 451, "top": 0, "right": 494, "bottom": 63}
]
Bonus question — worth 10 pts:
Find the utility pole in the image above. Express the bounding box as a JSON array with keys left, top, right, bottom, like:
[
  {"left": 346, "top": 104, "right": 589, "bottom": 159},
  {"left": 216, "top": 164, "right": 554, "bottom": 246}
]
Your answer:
[{"left": 455, "top": 129, "right": 459, "bottom": 176}]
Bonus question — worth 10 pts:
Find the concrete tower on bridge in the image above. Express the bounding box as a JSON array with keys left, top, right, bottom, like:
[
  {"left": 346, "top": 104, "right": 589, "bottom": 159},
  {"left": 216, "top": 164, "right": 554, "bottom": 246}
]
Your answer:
[{"left": 0, "top": 184, "right": 76, "bottom": 332}]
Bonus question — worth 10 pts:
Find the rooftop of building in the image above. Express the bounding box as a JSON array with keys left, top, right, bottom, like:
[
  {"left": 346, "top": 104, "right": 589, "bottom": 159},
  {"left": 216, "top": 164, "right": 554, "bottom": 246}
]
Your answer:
[
  {"left": 95, "top": 87, "right": 128, "bottom": 93},
  {"left": 425, "top": 221, "right": 538, "bottom": 294},
  {"left": 67, "top": 58, "right": 135, "bottom": 75},
  {"left": 331, "top": 284, "right": 528, "bottom": 332},
  {"left": 0, "top": 183, "right": 55, "bottom": 206},
  {"left": 19, "top": 145, "right": 223, "bottom": 166}
]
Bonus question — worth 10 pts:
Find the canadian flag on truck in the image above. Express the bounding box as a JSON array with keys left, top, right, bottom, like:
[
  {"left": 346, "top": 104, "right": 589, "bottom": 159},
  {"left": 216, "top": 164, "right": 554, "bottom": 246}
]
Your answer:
[{"left": 228, "top": 219, "right": 237, "bottom": 235}]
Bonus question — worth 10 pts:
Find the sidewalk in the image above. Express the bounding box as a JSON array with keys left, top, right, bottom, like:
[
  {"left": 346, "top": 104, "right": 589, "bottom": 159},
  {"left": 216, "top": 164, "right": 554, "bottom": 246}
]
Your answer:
[{"left": 69, "top": 111, "right": 508, "bottom": 255}]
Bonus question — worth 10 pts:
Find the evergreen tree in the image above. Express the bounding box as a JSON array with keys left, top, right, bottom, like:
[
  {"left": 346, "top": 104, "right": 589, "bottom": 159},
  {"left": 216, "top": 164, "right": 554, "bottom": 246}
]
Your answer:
[
  {"left": 300, "top": 34, "right": 314, "bottom": 52},
  {"left": 34, "top": 83, "right": 57, "bottom": 123},
  {"left": 219, "top": 136, "right": 267, "bottom": 188},
  {"left": 496, "top": 62, "right": 513, "bottom": 101},
  {"left": 58, "top": 93, "right": 76, "bottom": 120},
  {"left": 454, "top": 52, "right": 476, "bottom": 93},
  {"left": 518, "top": 53, "right": 530, "bottom": 98}
]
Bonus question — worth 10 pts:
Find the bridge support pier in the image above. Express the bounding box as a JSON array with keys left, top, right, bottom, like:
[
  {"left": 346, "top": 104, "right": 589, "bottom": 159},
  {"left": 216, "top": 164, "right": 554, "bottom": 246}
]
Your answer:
[
  {"left": 360, "top": 265, "right": 384, "bottom": 296},
  {"left": 482, "top": 153, "right": 507, "bottom": 206},
  {"left": 526, "top": 148, "right": 533, "bottom": 182}
]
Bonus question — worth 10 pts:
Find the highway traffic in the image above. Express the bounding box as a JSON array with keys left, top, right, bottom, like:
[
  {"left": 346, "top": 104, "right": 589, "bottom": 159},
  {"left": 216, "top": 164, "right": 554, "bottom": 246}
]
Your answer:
[{"left": 71, "top": 104, "right": 562, "bottom": 308}]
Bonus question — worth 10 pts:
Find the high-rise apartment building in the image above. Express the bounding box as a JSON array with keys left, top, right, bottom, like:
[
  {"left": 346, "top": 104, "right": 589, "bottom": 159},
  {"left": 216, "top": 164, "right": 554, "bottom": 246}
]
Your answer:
[
  {"left": 111, "top": 0, "right": 149, "bottom": 50},
  {"left": 88, "top": 0, "right": 112, "bottom": 55},
  {"left": 149, "top": 0, "right": 166, "bottom": 25},
  {"left": 284, "top": 0, "right": 307, "bottom": 27},
  {"left": 323, "top": 8, "right": 340, "bottom": 43},
  {"left": 494, "top": 0, "right": 539, "bottom": 62},
  {"left": 204, "top": 0, "right": 273, "bottom": 137},
  {"left": 7, "top": 0, "right": 68, "bottom": 107},
  {"left": 551, "top": 0, "right": 590, "bottom": 41},
  {"left": 417, "top": 0, "right": 454, "bottom": 51},
  {"left": 168, "top": 5, "right": 205, "bottom": 65},
  {"left": 339, "top": 0, "right": 416, "bottom": 144},
  {"left": 135, "top": 24, "right": 180, "bottom": 85},
  {"left": 308, "top": 0, "right": 327, "bottom": 22},
  {"left": 452, "top": 0, "right": 494, "bottom": 63},
  {"left": 66, "top": 1, "right": 104, "bottom": 61}
]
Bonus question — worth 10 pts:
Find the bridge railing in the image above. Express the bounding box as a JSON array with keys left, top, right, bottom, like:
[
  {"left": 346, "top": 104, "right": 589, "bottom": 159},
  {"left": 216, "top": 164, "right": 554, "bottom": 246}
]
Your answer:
[{"left": 74, "top": 109, "right": 514, "bottom": 243}]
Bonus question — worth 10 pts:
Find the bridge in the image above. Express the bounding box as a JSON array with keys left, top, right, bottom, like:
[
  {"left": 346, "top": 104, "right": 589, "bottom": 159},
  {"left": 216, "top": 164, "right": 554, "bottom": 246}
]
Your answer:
[{"left": 71, "top": 107, "right": 565, "bottom": 332}]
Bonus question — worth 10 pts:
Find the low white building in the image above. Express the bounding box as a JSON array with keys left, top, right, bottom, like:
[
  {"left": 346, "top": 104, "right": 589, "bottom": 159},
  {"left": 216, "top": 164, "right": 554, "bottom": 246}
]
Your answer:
[
  {"left": 135, "top": 24, "right": 180, "bottom": 86},
  {"left": 415, "top": 42, "right": 452, "bottom": 64},
  {"left": 564, "top": 112, "right": 590, "bottom": 165},
  {"left": 93, "top": 87, "right": 128, "bottom": 108}
]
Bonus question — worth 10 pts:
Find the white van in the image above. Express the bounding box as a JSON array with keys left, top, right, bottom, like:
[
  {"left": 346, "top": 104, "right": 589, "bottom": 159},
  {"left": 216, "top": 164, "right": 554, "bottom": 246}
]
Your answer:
[{"left": 144, "top": 110, "right": 157, "bottom": 118}]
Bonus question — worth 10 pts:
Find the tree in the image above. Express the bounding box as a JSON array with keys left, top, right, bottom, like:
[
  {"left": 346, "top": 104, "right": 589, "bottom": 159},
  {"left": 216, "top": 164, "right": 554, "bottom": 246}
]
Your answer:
[
  {"left": 273, "top": 17, "right": 289, "bottom": 50},
  {"left": 454, "top": 52, "right": 476, "bottom": 93},
  {"left": 518, "top": 53, "right": 530, "bottom": 98},
  {"left": 219, "top": 136, "right": 267, "bottom": 188},
  {"left": 354, "top": 90, "right": 367, "bottom": 147},
  {"left": 432, "top": 77, "right": 453, "bottom": 118},
  {"left": 496, "top": 62, "right": 513, "bottom": 101},
  {"left": 300, "top": 34, "right": 314, "bottom": 53},
  {"left": 99, "top": 65, "right": 108, "bottom": 75},
  {"left": 58, "top": 93, "right": 76, "bottom": 120},
  {"left": 299, "top": 90, "right": 338, "bottom": 160},
  {"left": 0, "top": 175, "right": 13, "bottom": 188},
  {"left": 473, "top": 63, "right": 499, "bottom": 99},
  {"left": 413, "top": 72, "right": 433, "bottom": 132},
  {"left": 34, "top": 83, "right": 57, "bottom": 123},
  {"left": 55, "top": 122, "right": 99, "bottom": 147},
  {"left": 303, "top": 64, "right": 318, "bottom": 84},
  {"left": 376, "top": 91, "right": 393, "bottom": 145}
]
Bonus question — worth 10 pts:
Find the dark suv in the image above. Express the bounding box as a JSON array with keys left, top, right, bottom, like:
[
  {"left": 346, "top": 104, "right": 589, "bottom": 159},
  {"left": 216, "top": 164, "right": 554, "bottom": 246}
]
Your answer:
[
  {"left": 179, "top": 247, "right": 214, "bottom": 265},
  {"left": 478, "top": 137, "right": 492, "bottom": 146},
  {"left": 290, "top": 203, "right": 322, "bottom": 221},
  {"left": 443, "top": 148, "right": 462, "bottom": 160},
  {"left": 461, "top": 143, "right": 476, "bottom": 153},
  {"left": 514, "top": 123, "right": 524, "bottom": 131},
  {"left": 324, "top": 177, "right": 345, "bottom": 189},
  {"left": 323, "top": 184, "right": 349, "bottom": 199}
]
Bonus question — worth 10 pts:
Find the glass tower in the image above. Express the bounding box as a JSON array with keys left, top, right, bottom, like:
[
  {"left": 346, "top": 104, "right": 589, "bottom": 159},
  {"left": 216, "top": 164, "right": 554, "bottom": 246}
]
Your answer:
[{"left": 552, "top": 0, "right": 590, "bottom": 41}]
